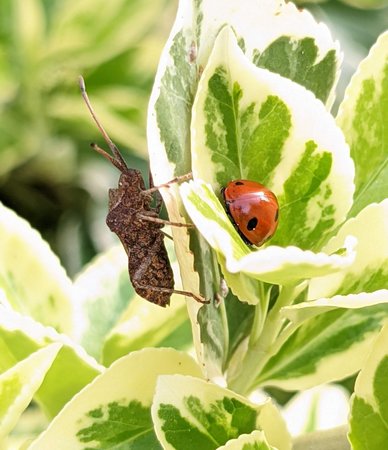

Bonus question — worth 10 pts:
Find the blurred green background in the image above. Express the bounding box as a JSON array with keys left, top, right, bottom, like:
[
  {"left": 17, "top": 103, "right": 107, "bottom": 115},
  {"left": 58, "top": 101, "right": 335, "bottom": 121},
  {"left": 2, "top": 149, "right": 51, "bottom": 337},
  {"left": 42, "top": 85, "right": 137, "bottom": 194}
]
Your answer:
[{"left": 0, "top": 0, "right": 387, "bottom": 277}]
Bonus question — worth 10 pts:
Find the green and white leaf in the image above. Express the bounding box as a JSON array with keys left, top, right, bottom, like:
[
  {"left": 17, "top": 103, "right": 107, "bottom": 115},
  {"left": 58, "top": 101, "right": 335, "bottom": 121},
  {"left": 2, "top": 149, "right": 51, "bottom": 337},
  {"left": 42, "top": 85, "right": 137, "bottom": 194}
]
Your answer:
[
  {"left": 152, "top": 375, "right": 291, "bottom": 450},
  {"left": 147, "top": 0, "right": 215, "bottom": 381},
  {"left": 338, "top": 0, "right": 388, "bottom": 7},
  {"left": 256, "top": 300, "right": 388, "bottom": 390},
  {"left": 283, "top": 199, "right": 388, "bottom": 391},
  {"left": 0, "top": 344, "right": 61, "bottom": 440},
  {"left": 0, "top": 305, "right": 102, "bottom": 418},
  {"left": 28, "top": 348, "right": 203, "bottom": 450},
  {"left": 73, "top": 245, "right": 133, "bottom": 360},
  {"left": 148, "top": 0, "right": 342, "bottom": 182},
  {"left": 349, "top": 323, "right": 388, "bottom": 449},
  {"left": 102, "top": 294, "right": 190, "bottom": 366},
  {"left": 283, "top": 290, "right": 388, "bottom": 324},
  {"left": 181, "top": 180, "right": 356, "bottom": 289},
  {"left": 223, "top": 293, "right": 255, "bottom": 365},
  {"left": 191, "top": 27, "right": 354, "bottom": 252},
  {"left": 308, "top": 200, "right": 388, "bottom": 300},
  {"left": 217, "top": 430, "right": 276, "bottom": 450},
  {"left": 194, "top": 0, "right": 341, "bottom": 106},
  {"left": 148, "top": 0, "right": 343, "bottom": 379},
  {"left": 0, "top": 202, "right": 74, "bottom": 335},
  {"left": 253, "top": 401, "right": 291, "bottom": 450},
  {"left": 239, "top": 200, "right": 388, "bottom": 390},
  {"left": 257, "top": 211, "right": 388, "bottom": 390},
  {"left": 337, "top": 31, "right": 388, "bottom": 217},
  {"left": 195, "top": 291, "right": 229, "bottom": 384},
  {"left": 254, "top": 200, "right": 388, "bottom": 388}
]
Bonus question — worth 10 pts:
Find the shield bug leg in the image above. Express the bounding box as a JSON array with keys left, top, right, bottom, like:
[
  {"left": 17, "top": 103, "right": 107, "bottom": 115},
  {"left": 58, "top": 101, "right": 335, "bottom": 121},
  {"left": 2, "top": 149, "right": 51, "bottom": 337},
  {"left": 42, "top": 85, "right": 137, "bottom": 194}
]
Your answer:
[
  {"left": 147, "top": 170, "right": 163, "bottom": 212},
  {"left": 142, "top": 172, "right": 194, "bottom": 226},
  {"left": 131, "top": 233, "right": 209, "bottom": 304},
  {"left": 153, "top": 189, "right": 164, "bottom": 214},
  {"left": 132, "top": 280, "right": 210, "bottom": 305},
  {"left": 142, "top": 172, "right": 193, "bottom": 196},
  {"left": 137, "top": 213, "right": 194, "bottom": 228},
  {"left": 161, "top": 230, "right": 173, "bottom": 241},
  {"left": 153, "top": 286, "right": 210, "bottom": 304}
]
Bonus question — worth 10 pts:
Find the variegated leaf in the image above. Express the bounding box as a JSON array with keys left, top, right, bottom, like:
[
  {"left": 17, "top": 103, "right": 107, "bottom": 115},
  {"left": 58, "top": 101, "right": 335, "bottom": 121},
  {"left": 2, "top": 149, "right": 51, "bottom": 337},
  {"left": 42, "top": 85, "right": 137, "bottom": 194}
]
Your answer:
[
  {"left": 308, "top": 200, "right": 388, "bottom": 300},
  {"left": 0, "top": 344, "right": 61, "bottom": 440},
  {"left": 148, "top": 0, "right": 341, "bottom": 179},
  {"left": 191, "top": 26, "right": 354, "bottom": 252},
  {"left": 152, "top": 375, "right": 291, "bottom": 450},
  {"left": 260, "top": 201, "right": 388, "bottom": 390},
  {"left": 102, "top": 294, "right": 190, "bottom": 366},
  {"left": 217, "top": 430, "right": 276, "bottom": 450},
  {"left": 148, "top": 0, "right": 219, "bottom": 381},
  {"left": 0, "top": 305, "right": 102, "bottom": 418},
  {"left": 73, "top": 245, "right": 133, "bottom": 360},
  {"left": 276, "top": 200, "right": 388, "bottom": 389},
  {"left": 147, "top": 0, "right": 343, "bottom": 380},
  {"left": 256, "top": 299, "right": 388, "bottom": 390},
  {"left": 194, "top": 0, "right": 340, "bottom": 106},
  {"left": 282, "top": 290, "right": 388, "bottom": 324},
  {"left": 102, "top": 236, "right": 197, "bottom": 366},
  {"left": 349, "top": 323, "right": 388, "bottom": 449},
  {"left": 0, "top": 202, "right": 74, "bottom": 335},
  {"left": 181, "top": 179, "right": 356, "bottom": 289},
  {"left": 337, "top": 31, "right": 388, "bottom": 218},
  {"left": 149, "top": 0, "right": 341, "bottom": 185},
  {"left": 28, "top": 349, "right": 203, "bottom": 450}
]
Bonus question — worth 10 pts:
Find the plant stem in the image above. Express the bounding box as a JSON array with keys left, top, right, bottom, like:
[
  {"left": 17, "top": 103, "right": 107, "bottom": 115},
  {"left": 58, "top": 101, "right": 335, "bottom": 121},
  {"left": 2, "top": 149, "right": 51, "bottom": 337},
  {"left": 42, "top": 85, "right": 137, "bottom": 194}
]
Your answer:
[
  {"left": 259, "top": 282, "right": 306, "bottom": 349},
  {"left": 219, "top": 298, "right": 230, "bottom": 368},
  {"left": 228, "top": 283, "right": 304, "bottom": 394},
  {"left": 264, "top": 321, "right": 299, "bottom": 361},
  {"left": 248, "top": 282, "right": 269, "bottom": 346}
]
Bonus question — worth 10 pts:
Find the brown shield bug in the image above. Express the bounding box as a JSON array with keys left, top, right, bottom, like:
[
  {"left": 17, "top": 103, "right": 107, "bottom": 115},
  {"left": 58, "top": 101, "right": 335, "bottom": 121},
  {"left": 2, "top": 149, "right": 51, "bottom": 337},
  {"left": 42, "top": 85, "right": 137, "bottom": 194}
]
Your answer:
[{"left": 79, "top": 76, "right": 208, "bottom": 307}]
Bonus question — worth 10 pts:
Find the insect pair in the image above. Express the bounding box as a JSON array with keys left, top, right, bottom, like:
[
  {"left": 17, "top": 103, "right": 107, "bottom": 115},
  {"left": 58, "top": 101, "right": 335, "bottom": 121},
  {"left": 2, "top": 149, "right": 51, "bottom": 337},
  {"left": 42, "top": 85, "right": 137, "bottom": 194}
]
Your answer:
[{"left": 79, "top": 77, "right": 279, "bottom": 307}]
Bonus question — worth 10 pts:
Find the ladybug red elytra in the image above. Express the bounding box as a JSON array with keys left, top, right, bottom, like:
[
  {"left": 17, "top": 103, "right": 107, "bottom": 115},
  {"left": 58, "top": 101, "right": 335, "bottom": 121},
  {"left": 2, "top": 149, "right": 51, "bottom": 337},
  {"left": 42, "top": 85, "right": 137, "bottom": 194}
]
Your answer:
[{"left": 221, "top": 180, "right": 279, "bottom": 247}]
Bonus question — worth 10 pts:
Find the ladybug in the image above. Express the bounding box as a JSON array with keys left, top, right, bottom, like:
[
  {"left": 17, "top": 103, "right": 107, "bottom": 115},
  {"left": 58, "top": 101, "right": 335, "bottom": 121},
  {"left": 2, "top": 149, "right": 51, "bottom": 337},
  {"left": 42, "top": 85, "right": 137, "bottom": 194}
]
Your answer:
[{"left": 221, "top": 180, "right": 279, "bottom": 247}]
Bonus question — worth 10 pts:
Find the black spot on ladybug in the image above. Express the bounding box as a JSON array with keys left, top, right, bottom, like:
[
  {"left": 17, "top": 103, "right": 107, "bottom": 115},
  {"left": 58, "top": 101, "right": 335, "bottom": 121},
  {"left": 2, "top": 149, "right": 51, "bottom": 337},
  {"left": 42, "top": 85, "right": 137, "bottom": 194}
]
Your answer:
[
  {"left": 235, "top": 181, "right": 244, "bottom": 185},
  {"left": 247, "top": 217, "right": 258, "bottom": 231},
  {"left": 274, "top": 209, "right": 279, "bottom": 222}
]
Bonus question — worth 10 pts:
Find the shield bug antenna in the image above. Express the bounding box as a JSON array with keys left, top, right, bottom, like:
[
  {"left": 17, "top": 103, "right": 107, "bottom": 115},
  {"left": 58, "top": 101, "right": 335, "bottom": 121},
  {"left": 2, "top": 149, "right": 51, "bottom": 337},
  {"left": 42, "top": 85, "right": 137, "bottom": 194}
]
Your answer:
[{"left": 79, "top": 76, "right": 128, "bottom": 173}]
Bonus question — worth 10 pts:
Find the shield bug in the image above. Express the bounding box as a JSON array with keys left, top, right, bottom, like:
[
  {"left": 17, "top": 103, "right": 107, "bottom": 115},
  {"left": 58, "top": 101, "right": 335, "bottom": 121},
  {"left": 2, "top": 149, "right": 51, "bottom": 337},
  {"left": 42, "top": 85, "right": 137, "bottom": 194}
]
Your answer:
[{"left": 79, "top": 76, "right": 208, "bottom": 307}]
